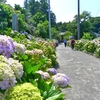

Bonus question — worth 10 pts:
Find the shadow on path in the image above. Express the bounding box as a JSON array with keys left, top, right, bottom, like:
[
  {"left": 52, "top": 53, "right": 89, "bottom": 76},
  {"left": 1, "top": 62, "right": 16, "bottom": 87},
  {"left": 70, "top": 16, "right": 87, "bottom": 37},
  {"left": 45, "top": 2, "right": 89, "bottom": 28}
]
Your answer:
[{"left": 54, "top": 63, "right": 60, "bottom": 69}]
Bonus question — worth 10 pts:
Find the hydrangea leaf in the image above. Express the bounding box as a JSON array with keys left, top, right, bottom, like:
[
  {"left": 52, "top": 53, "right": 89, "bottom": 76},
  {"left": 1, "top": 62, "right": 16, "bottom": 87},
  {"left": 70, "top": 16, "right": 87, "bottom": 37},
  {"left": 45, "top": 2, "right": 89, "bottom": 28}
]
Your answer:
[
  {"left": 37, "top": 77, "right": 50, "bottom": 91},
  {"left": 46, "top": 93, "right": 64, "bottom": 100},
  {"left": 24, "top": 61, "right": 41, "bottom": 74}
]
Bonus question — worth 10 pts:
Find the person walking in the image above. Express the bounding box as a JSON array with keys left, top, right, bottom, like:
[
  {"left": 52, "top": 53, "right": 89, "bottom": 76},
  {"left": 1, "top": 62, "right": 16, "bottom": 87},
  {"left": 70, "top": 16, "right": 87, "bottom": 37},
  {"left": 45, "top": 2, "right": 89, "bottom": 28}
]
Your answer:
[
  {"left": 71, "top": 38, "right": 75, "bottom": 49},
  {"left": 64, "top": 39, "right": 67, "bottom": 47}
]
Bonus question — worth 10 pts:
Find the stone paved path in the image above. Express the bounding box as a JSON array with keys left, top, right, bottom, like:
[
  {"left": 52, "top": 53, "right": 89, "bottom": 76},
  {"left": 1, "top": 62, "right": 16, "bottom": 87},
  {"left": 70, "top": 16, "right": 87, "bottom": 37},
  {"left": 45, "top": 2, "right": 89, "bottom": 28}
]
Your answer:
[{"left": 56, "top": 43, "right": 100, "bottom": 100}]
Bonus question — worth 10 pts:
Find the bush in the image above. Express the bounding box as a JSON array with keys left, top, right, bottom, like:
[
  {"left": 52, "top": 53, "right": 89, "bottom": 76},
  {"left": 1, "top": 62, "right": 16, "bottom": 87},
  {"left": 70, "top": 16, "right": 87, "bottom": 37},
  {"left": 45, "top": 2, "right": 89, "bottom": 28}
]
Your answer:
[
  {"left": 4, "top": 83, "right": 42, "bottom": 100},
  {"left": 82, "top": 32, "right": 93, "bottom": 40}
]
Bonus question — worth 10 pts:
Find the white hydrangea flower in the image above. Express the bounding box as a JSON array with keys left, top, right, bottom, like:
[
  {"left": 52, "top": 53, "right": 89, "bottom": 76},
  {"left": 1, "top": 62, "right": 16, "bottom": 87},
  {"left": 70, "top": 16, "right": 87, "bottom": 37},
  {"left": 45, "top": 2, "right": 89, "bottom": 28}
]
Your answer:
[
  {"left": 7, "top": 58, "right": 24, "bottom": 79},
  {"left": 0, "top": 63, "right": 17, "bottom": 90},
  {"left": 25, "top": 49, "right": 43, "bottom": 57},
  {"left": 36, "top": 70, "right": 50, "bottom": 80},
  {"left": 25, "top": 50, "right": 34, "bottom": 55},
  {"left": 43, "top": 72, "right": 50, "bottom": 79},
  {"left": 0, "top": 55, "right": 24, "bottom": 90},
  {"left": 14, "top": 42, "right": 26, "bottom": 54},
  {"left": 34, "top": 49, "right": 43, "bottom": 55},
  {"left": 0, "top": 55, "right": 8, "bottom": 63}
]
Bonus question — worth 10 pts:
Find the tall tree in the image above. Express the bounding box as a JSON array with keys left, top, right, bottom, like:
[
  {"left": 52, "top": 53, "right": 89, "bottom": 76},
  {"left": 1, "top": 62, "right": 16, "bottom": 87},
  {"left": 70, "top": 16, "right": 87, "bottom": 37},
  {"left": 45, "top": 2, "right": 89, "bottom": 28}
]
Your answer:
[
  {"left": 32, "top": 12, "right": 47, "bottom": 26},
  {"left": 0, "top": 0, "right": 6, "bottom": 3},
  {"left": 89, "top": 17, "right": 100, "bottom": 33},
  {"left": 73, "top": 11, "right": 92, "bottom": 38},
  {"left": 24, "top": 0, "right": 28, "bottom": 9},
  {"left": 0, "top": 3, "right": 13, "bottom": 29},
  {"left": 28, "top": 0, "right": 40, "bottom": 15},
  {"left": 50, "top": 11, "right": 56, "bottom": 27}
]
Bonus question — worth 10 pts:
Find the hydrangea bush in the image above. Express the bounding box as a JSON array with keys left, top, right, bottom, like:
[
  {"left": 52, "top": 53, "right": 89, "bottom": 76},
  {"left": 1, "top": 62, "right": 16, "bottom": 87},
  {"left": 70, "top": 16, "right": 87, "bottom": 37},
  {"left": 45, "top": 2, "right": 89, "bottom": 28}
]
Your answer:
[
  {"left": 0, "top": 33, "right": 70, "bottom": 99},
  {"left": 14, "top": 42, "right": 26, "bottom": 54},
  {"left": 0, "top": 55, "right": 23, "bottom": 90},
  {"left": 74, "top": 39, "right": 86, "bottom": 51},
  {"left": 25, "top": 49, "right": 43, "bottom": 58},
  {"left": 0, "top": 35, "right": 15, "bottom": 58},
  {"left": 4, "top": 83, "right": 42, "bottom": 100},
  {"left": 74, "top": 38, "right": 100, "bottom": 57},
  {"left": 36, "top": 69, "right": 70, "bottom": 89},
  {"left": 94, "top": 48, "right": 100, "bottom": 57},
  {"left": 83, "top": 41, "right": 96, "bottom": 53},
  {"left": 7, "top": 58, "right": 24, "bottom": 80},
  {"left": 0, "top": 62, "right": 17, "bottom": 90}
]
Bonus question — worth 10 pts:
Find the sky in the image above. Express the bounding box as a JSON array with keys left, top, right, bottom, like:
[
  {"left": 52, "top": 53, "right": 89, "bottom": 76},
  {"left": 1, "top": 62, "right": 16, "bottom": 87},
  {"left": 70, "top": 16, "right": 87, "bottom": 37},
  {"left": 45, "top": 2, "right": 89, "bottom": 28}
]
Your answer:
[{"left": 6, "top": 0, "right": 100, "bottom": 23}]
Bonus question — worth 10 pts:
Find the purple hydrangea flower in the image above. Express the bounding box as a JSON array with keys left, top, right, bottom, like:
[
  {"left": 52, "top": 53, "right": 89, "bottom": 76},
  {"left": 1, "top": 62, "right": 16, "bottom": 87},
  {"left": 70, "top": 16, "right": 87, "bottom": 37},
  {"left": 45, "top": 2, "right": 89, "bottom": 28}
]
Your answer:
[
  {"left": 0, "top": 80, "right": 10, "bottom": 90},
  {"left": 52, "top": 73, "right": 69, "bottom": 88},
  {"left": 47, "top": 68, "right": 57, "bottom": 75},
  {"left": 0, "top": 35, "right": 15, "bottom": 58}
]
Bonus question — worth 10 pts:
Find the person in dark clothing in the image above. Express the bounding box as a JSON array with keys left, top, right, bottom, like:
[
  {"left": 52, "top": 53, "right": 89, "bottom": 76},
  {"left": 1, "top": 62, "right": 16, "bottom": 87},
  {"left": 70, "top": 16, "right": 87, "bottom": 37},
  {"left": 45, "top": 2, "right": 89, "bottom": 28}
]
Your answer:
[
  {"left": 64, "top": 39, "right": 67, "bottom": 47},
  {"left": 71, "top": 38, "right": 75, "bottom": 49}
]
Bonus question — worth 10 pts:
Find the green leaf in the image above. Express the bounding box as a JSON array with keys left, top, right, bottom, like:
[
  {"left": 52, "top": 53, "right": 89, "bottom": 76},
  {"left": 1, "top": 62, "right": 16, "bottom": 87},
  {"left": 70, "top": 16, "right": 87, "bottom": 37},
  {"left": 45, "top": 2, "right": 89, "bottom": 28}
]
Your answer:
[
  {"left": 37, "top": 77, "right": 50, "bottom": 91},
  {"left": 24, "top": 61, "right": 41, "bottom": 74},
  {"left": 21, "top": 54, "right": 28, "bottom": 60},
  {"left": 33, "top": 73, "right": 41, "bottom": 79},
  {"left": 49, "top": 82, "right": 55, "bottom": 90},
  {"left": 46, "top": 93, "right": 64, "bottom": 100},
  {"left": 29, "top": 79, "right": 37, "bottom": 86},
  {"left": 43, "top": 82, "right": 65, "bottom": 100}
]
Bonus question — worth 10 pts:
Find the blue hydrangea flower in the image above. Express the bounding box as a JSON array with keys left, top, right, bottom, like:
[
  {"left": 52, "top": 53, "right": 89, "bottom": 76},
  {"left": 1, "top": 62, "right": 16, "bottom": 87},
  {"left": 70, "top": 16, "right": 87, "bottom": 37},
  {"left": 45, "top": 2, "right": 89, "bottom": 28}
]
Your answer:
[
  {"left": 52, "top": 73, "right": 69, "bottom": 88},
  {"left": 47, "top": 68, "right": 57, "bottom": 75},
  {"left": 0, "top": 35, "right": 15, "bottom": 58}
]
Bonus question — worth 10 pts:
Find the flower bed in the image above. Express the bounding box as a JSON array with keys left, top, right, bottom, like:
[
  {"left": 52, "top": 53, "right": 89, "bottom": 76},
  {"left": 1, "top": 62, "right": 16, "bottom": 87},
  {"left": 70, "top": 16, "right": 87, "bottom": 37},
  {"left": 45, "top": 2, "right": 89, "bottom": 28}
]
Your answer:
[
  {"left": 74, "top": 38, "right": 100, "bottom": 58},
  {"left": 0, "top": 31, "right": 70, "bottom": 100}
]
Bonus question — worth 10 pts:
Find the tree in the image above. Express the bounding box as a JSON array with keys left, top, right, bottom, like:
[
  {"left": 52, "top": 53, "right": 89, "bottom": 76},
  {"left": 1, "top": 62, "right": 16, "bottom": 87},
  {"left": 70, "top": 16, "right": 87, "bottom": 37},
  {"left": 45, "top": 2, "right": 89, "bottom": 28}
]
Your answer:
[
  {"left": 56, "top": 22, "right": 67, "bottom": 31},
  {"left": 24, "top": 0, "right": 28, "bottom": 9},
  {"left": 72, "top": 11, "right": 92, "bottom": 38},
  {"left": 35, "top": 21, "right": 49, "bottom": 38},
  {"left": 80, "top": 11, "right": 91, "bottom": 21},
  {"left": 28, "top": 0, "right": 41, "bottom": 15},
  {"left": 89, "top": 17, "right": 100, "bottom": 33},
  {"left": 51, "top": 27, "right": 59, "bottom": 39},
  {"left": 66, "top": 20, "right": 77, "bottom": 39},
  {"left": 40, "top": 0, "right": 48, "bottom": 14},
  {"left": 64, "top": 31, "right": 73, "bottom": 40},
  {"left": 32, "top": 12, "right": 47, "bottom": 26},
  {"left": 0, "top": 0, "right": 6, "bottom": 3},
  {"left": 80, "top": 20, "right": 91, "bottom": 37},
  {"left": 50, "top": 11, "right": 56, "bottom": 27},
  {"left": 28, "top": 0, "right": 56, "bottom": 28},
  {"left": 0, "top": 3, "right": 14, "bottom": 29}
]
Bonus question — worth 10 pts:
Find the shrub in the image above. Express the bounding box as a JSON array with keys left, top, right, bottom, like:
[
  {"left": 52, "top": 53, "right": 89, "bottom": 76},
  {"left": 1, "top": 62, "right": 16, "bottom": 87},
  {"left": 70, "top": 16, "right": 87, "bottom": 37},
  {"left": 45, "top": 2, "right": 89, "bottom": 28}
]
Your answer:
[{"left": 4, "top": 83, "right": 42, "bottom": 100}]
